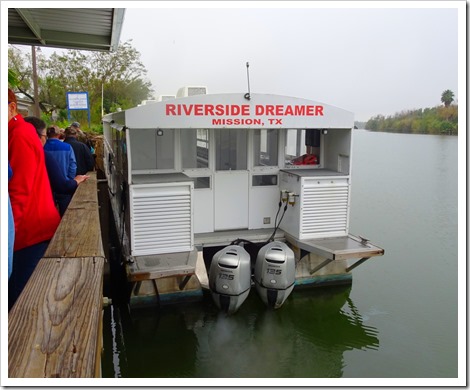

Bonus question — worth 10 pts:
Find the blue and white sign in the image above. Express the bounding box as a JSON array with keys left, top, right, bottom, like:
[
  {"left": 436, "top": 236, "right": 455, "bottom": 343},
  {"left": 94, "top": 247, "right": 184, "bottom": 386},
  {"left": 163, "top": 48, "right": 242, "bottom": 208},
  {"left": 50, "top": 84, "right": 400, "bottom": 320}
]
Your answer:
[
  {"left": 67, "top": 92, "right": 89, "bottom": 110},
  {"left": 66, "top": 91, "right": 90, "bottom": 126}
]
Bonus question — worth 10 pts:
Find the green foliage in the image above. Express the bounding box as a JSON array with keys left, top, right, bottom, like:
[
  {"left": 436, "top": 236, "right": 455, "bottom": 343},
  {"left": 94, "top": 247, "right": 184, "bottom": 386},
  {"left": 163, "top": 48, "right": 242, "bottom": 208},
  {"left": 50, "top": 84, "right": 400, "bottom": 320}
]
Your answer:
[
  {"left": 90, "top": 123, "right": 104, "bottom": 134},
  {"left": 8, "top": 69, "right": 18, "bottom": 87},
  {"left": 8, "top": 46, "right": 32, "bottom": 90},
  {"left": 8, "top": 41, "right": 154, "bottom": 127},
  {"left": 365, "top": 105, "right": 458, "bottom": 135}
]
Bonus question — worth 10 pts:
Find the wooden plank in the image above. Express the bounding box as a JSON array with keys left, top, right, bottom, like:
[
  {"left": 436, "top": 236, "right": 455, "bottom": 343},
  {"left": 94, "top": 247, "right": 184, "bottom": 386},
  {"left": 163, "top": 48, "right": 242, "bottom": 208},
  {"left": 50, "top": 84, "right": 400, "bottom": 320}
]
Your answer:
[
  {"left": 8, "top": 256, "right": 104, "bottom": 378},
  {"left": 44, "top": 172, "right": 104, "bottom": 258},
  {"left": 9, "top": 171, "right": 106, "bottom": 378}
]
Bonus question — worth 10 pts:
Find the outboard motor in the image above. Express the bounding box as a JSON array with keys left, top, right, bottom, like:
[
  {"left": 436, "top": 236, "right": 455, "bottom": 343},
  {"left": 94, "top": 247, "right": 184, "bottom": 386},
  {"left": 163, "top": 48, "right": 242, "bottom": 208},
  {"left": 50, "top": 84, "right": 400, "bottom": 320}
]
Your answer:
[
  {"left": 254, "top": 241, "right": 295, "bottom": 309},
  {"left": 209, "top": 245, "right": 251, "bottom": 314}
]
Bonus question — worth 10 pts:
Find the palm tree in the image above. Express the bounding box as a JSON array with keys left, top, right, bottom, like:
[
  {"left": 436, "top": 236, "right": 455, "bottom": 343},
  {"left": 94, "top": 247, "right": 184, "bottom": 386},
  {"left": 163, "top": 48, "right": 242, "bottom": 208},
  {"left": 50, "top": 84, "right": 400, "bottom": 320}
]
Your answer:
[{"left": 441, "top": 90, "right": 454, "bottom": 107}]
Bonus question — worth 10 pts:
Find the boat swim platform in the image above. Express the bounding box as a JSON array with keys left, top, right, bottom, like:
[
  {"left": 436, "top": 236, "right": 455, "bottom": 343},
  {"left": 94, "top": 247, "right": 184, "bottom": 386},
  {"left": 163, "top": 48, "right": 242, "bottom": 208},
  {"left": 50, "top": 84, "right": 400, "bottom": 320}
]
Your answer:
[
  {"left": 284, "top": 233, "right": 385, "bottom": 273},
  {"left": 126, "top": 249, "right": 198, "bottom": 282},
  {"left": 125, "top": 249, "right": 202, "bottom": 308}
]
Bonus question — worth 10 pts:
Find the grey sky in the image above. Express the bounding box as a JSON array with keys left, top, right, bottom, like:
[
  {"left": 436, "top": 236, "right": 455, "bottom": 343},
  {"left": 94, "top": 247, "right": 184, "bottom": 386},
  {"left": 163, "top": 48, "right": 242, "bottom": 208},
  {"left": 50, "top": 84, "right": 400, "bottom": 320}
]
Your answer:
[{"left": 119, "top": 4, "right": 460, "bottom": 122}]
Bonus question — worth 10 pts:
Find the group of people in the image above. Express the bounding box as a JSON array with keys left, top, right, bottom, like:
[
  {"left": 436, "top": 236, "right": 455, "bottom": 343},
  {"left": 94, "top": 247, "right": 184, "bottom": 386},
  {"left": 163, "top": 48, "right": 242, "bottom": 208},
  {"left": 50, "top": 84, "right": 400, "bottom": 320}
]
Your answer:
[{"left": 7, "top": 88, "right": 95, "bottom": 310}]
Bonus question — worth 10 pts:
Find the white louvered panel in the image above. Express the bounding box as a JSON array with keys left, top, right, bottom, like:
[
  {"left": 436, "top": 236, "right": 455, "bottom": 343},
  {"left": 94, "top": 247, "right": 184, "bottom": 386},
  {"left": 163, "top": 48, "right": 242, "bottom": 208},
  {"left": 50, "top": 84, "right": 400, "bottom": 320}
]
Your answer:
[
  {"left": 300, "top": 179, "right": 349, "bottom": 238},
  {"left": 130, "top": 183, "right": 193, "bottom": 256}
]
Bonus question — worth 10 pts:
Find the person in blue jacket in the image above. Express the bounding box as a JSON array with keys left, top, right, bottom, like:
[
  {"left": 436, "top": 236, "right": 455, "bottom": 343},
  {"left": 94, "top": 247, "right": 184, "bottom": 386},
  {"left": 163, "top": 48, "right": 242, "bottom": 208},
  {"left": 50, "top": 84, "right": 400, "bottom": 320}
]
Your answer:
[
  {"left": 8, "top": 162, "right": 14, "bottom": 279},
  {"left": 24, "top": 117, "right": 89, "bottom": 215},
  {"left": 44, "top": 124, "right": 77, "bottom": 180}
]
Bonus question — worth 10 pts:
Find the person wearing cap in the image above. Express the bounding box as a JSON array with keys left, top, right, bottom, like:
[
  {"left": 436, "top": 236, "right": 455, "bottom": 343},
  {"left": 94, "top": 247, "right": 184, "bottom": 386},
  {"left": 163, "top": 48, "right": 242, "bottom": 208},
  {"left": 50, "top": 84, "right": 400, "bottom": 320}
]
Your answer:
[
  {"left": 71, "top": 121, "right": 94, "bottom": 152},
  {"left": 70, "top": 121, "right": 85, "bottom": 137},
  {"left": 64, "top": 126, "right": 95, "bottom": 175},
  {"left": 8, "top": 89, "right": 60, "bottom": 309},
  {"left": 44, "top": 124, "right": 77, "bottom": 180}
]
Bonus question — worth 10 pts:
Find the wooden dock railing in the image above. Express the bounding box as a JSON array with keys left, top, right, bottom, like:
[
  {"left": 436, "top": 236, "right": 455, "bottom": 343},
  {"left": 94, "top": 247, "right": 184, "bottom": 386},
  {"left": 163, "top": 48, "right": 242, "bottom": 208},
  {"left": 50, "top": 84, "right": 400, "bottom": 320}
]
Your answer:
[{"left": 8, "top": 172, "right": 106, "bottom": 378}]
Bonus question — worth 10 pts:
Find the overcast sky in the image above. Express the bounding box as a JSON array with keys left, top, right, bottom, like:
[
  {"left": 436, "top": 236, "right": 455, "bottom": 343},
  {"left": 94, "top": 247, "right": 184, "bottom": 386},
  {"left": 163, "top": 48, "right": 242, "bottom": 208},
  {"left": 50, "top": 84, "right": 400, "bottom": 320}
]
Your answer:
[{"left": 117, "top": 3, "right": 460, "bottom": 122}]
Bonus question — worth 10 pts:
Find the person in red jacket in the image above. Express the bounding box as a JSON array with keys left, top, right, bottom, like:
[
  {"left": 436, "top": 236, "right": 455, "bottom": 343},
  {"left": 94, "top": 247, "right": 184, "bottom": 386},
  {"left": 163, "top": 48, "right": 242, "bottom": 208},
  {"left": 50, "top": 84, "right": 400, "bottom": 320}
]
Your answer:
[{"left": 8, "top": 89, "right": 61, "bottom": 310}]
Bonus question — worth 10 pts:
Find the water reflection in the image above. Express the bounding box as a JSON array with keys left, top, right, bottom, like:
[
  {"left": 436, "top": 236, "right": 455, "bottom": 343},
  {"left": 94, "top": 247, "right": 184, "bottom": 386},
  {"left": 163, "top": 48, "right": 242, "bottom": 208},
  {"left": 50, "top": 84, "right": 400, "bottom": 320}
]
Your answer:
[{"left": 103, "top": 286, "right": 379, "bottom": 378}]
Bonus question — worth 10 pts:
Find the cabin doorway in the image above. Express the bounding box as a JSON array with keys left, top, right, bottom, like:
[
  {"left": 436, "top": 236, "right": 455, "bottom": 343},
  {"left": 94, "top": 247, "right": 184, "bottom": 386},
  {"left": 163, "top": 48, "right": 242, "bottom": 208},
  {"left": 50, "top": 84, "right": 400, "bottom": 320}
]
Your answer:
[{"left": 213, "top": 129, "right": 249, "bottom": 230}]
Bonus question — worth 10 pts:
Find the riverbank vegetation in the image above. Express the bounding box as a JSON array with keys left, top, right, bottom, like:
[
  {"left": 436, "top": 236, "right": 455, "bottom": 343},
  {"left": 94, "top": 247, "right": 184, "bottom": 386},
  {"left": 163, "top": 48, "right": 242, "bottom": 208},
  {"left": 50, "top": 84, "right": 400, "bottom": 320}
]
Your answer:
[{"left": 364, "top": 90, "right": 458, "bottom": 135}]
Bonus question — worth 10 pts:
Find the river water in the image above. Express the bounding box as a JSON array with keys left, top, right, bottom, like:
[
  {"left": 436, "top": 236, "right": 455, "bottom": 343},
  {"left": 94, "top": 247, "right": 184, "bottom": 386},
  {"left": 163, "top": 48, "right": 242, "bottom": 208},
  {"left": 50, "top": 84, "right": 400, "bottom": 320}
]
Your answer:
[{"left": 101, "top": 130, "right": 460, "bottom": 385}]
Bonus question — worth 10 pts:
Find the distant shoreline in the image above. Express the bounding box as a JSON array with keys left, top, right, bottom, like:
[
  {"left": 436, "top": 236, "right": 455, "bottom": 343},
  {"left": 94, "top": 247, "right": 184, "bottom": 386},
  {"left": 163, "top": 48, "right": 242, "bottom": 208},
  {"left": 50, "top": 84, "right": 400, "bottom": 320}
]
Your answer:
[
  {"left": 355, "top": 104, "right": 458, "bottom": 136},
  {"left": 354, "top": 127, "right": 457, "bottom": 136}
]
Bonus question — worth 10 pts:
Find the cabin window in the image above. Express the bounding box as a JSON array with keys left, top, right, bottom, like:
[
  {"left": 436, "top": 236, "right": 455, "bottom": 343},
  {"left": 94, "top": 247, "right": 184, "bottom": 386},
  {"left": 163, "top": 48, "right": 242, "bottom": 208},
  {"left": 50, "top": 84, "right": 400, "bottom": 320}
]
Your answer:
[
  {"left": 215, "top": 129, "right": 248, "bottom": 171},
  {"left": 112, "top": 128, "right": 126, "bottom": 169},
  {"left": 129, "top": 129, "right": 175, "bottom": 170},
  {"left": 155, "top": 130, "right": 175, "bottom": 169},
  {"left": 285, "top": 129, "right": 320, "bottom": 166},
  {"left": 253, "top": 129, "right": 279, "bottom": 167},
  {"left": 182, "top": 129, "right": 209, "bottom": 169},
  {"left": 252, "top": 174, "right": 278, "bottom": 186},
  {"left": 193, "top": 176, "right": 211, "bottom": 189}
]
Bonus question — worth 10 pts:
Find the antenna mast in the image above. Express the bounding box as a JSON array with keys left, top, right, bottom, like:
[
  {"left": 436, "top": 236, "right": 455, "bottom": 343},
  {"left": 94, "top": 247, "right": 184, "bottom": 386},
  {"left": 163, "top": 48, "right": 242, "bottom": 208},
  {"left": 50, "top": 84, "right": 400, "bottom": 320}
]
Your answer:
[{"left": 244, "top": 62, "right": 251, "bottom": 100}]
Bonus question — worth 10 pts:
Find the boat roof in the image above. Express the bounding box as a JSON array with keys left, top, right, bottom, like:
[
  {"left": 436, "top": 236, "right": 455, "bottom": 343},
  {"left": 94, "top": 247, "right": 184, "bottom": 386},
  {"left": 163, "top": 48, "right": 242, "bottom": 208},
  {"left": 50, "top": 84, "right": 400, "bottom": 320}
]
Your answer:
[{"left": 104, "top": 93, "right": 354, "bottom": 130}]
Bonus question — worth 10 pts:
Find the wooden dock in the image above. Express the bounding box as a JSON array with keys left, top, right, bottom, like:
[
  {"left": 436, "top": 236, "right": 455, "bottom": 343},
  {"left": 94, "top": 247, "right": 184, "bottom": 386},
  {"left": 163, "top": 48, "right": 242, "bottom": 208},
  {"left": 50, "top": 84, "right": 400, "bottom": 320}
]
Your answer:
[{"left": 8, "top": 172, "right": 106, "bottom": 378}]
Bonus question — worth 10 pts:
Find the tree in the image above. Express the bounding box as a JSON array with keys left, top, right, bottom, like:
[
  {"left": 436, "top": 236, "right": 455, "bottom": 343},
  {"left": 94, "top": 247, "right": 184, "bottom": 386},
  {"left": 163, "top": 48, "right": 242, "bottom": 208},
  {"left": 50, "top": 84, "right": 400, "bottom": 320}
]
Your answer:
[
  {"left": 8, "top": 40, "right": 154, "bottom": 126},
  {"left": 8, "top": 69, "right": 18, "bottom": 87},
  {"left": 441, "top": 89, "right": 454, "bottom": 107},
  {"left": 8, "top": 46, "right": 34, "bottom": 97},
  {"left": 42, "top": 40, "right": 153, "bottom": 120}
]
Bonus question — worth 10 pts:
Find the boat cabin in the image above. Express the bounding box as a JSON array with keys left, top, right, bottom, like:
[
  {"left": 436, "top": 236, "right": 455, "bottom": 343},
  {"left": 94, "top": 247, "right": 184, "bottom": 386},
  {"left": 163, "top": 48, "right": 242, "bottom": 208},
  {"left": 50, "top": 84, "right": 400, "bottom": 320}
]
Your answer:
[{"left": 102, "top": 89, "right": 384, "bottom": 306}]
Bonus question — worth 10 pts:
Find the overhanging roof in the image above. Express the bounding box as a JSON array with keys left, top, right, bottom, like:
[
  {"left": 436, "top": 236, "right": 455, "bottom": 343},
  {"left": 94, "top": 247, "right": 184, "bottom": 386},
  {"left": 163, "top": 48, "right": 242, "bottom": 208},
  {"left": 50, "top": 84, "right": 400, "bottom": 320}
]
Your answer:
[{"left": 8, "top": 8, "right": 125, "bottom": 52}]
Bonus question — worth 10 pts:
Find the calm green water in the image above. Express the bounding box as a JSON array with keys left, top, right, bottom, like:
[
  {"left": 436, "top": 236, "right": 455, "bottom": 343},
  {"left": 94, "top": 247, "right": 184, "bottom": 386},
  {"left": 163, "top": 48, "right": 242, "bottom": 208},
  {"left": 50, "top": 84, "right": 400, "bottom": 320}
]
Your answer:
[{"left": 101, "top": 131, "right": 459, "bottom": 381}]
